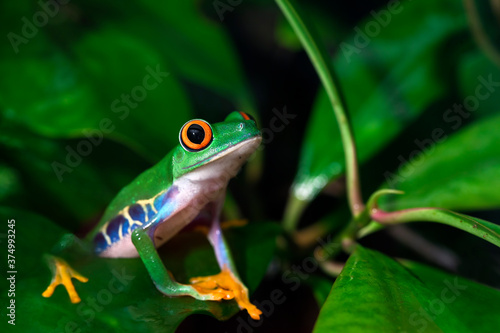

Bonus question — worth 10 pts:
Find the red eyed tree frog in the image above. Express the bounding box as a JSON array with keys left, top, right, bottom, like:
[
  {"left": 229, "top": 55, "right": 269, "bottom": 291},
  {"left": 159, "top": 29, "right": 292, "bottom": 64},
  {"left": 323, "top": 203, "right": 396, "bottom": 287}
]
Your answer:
[{"left": 42, "top": 111, "right": 263, "bottom": 320}]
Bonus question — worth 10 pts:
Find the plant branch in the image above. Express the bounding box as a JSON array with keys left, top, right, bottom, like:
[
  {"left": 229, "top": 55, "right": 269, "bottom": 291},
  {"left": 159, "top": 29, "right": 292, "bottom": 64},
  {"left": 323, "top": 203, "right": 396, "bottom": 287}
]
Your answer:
[{"left": 275, "top": 0, "right": 364, "bottom": 220}]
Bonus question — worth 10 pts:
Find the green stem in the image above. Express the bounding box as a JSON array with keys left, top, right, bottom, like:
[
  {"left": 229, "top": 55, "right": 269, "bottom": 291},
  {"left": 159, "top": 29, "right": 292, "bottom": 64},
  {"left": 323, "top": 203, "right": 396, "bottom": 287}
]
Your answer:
[
  {"left": 316, "top": 209, "right": 371, "bottom": 260},
  {"left": 283, "top": 194, "right": 308, "bottom": 233},
  {"left": 275, "top": 0, "right": 364, "bottom": 219}
]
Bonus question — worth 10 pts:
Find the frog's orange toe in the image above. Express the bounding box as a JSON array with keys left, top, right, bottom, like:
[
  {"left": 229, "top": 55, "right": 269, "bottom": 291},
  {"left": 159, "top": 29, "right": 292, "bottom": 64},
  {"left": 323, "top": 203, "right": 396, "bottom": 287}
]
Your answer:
[
  {"left": 42, "top": 256, "right": 88, "bottom": 304},
  {"left": 189, "top": 267, "right": 262, "bottom": 320},
  {"left": 190, "top": 275, "right": 234, "bottom": 301},
  {"left": 245, "top": 303, "right": 263, "bottom": 321},
  {"left": 191, "top": 284, "right": 235, "bottom": 301}
]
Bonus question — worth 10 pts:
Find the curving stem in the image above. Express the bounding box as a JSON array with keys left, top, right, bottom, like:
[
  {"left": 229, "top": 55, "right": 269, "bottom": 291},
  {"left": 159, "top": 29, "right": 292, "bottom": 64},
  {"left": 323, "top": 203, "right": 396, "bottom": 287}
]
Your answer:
[{"left": 275, "top": 0, "right": 365, "bottom": 219}]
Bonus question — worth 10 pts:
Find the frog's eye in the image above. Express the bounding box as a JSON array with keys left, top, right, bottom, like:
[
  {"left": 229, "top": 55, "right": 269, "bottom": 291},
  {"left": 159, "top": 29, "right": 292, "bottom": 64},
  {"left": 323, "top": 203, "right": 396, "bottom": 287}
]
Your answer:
[
  {"left": 180, "top": 119, "right": 213, "bottom": 152},
  {"left": 238, "top": 111, "right": 256, "bottom": 123}
]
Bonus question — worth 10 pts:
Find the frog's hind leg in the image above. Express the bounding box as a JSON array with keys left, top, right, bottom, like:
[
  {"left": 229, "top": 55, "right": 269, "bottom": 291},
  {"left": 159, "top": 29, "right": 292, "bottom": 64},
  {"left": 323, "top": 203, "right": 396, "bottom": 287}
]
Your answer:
[
  {"left": 42, "top": 255, "right": 88, "bottom": 303},
  {"left": 131, "top": 226, "right": 234, "bottom": 301},
  {"left": 190, "top": 219, "right": 262, "bottom": 320}
]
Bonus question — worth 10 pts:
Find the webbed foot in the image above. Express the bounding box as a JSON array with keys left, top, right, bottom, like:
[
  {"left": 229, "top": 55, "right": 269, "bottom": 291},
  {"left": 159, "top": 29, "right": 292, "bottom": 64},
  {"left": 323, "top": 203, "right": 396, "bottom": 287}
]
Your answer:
[
  {"left": 190, "top": 267, "right": 262, "bottom": 320},
  {"left": 42, "top": 255, "right": 88, "bottom": 303}
]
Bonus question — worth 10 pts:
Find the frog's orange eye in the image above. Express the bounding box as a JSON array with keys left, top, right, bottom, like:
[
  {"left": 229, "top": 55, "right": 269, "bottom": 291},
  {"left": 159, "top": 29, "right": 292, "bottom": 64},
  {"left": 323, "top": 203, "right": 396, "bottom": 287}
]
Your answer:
[
  {"left": 180, "top": 119, "right": 213, "bottom": 152},
  {"left": 238, "top": 111, "right": 256, "bottom": 123}
]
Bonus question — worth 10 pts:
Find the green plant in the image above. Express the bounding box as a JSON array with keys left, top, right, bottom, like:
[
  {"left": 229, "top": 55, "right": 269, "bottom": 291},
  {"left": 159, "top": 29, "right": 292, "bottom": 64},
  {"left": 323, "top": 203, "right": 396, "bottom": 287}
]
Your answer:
[
  {"left": 278, "top": 0, "right": 500, "bottom": 331},
  {"left": 1, "top": 0, "right": 500, "bottom": 332}
]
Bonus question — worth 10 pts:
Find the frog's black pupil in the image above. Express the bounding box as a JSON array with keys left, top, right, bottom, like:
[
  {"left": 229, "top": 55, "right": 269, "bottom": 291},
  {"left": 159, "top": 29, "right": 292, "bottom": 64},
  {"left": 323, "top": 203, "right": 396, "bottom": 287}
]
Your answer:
[{"left": 187, "top": 124, "right": 205, "bottom": 144}]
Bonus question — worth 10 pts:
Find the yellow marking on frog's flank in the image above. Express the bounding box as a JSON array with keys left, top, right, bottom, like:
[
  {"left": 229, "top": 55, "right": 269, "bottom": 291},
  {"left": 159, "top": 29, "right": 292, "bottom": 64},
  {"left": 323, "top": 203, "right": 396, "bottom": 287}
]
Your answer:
[
  {"left": 124, "top": 207, "right": 143, "bottom": 234},
  {"left": 106, "top": 191, "right": 165, "bottom": 237},
  {"left": 118, "top": 221, "right": 124, "bottom": 240},
  {"left": 100, "top": 224, "right": 112, "bottom": 245},
  {"left": 150, "top": 197, "right": 159, "bottom": 213},
  {"left": 42, "top": 256, "right": 88, "bottom": 304},
  {"left": 136, "top": 203, "right": 148, "bottom": 221},
  {"left": 137, "top": 202, "right": 149, "bottom": 222},
  {"left": 136, "top": 191, "right": 165, "bottom": 216}
]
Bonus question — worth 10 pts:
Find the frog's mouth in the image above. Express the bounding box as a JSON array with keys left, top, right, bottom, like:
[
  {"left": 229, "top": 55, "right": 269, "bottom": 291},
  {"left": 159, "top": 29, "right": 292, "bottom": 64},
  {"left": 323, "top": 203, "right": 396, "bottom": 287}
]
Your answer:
[{"left": 183, "top": 135, "right": 262, "bottom": 170}]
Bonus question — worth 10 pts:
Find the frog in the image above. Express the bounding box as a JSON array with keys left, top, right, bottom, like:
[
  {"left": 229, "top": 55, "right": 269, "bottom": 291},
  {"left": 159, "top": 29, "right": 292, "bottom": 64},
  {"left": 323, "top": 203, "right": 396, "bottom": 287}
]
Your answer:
[{"left": 41, "top": 111, "right": 263, "bottom": 320}]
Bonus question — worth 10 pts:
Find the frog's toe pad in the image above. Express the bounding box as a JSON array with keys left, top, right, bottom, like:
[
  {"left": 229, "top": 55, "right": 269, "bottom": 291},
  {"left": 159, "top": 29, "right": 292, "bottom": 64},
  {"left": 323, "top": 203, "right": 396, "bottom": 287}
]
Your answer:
[
  {"left": 42, "top": 256, "right": 88, "bottom": 304},
  {"left": 190, "top": 276, "right": 234, "bottom": 301},
  {"left": 191, "top": 283, "right": 235, "bottom": 301},
  {"left": 189, "top": 268, "right": 262, "bottom": 320}
]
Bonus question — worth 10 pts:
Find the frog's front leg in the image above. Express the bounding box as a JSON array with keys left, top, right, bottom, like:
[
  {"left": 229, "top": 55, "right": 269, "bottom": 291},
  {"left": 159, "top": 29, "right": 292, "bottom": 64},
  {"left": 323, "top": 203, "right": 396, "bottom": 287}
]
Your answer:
[
  {"left": 130, "top": 226, "right": 234, "bottom": 301},
  {"left": 190, "top": 219, "right": 262, "bottom": 320}
]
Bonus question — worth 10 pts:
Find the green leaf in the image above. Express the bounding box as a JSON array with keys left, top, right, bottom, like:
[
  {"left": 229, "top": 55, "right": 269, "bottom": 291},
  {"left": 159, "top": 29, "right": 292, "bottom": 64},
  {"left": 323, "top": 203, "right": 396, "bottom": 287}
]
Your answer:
[
  {"left": 380, "top": 113, "right": 500, "bottom": 211},
  {"left": 0, "top": 117, "right": 144, "bottom": 226},
  {"left": 135, "top": 0, "right": 250, "bottom": 104},
  {"left": 290, "top": 0, "right": 467, "bottom": 204},
  {"left": 74, "top": 27, "right": 193, "bottom": 160},
  {"left": 0, "top": 24, "right": 193, "bottom": 161},
  {"left": 59, "top": 0, "right": 251, "bottom": 106},
  {"left": 0, "top": 207, "right": 279, "bottom": 331},
  {"left": 314, "top": 246, "right": 500, "bottom": 333},
  {"left": 401, "top": 259, "right": 500, "bottom": 333},
  {"left": 0, "top": 0, "right": 254, "bottom": 159}
]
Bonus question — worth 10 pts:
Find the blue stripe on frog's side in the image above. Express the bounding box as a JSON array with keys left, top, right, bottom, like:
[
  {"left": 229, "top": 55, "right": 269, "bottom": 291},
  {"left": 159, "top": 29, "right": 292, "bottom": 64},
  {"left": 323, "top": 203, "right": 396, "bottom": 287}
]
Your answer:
[{"left": 93, "top": 186, "right": 179, "bottom": 254}]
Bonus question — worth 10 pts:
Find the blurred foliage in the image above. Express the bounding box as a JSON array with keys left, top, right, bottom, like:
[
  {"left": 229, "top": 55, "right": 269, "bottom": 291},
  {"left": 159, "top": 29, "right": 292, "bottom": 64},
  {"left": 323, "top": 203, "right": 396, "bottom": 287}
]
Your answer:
[
  {"left": 380, "top": 113, "right": 500, "bottom": 211},
  {"left": 289, "top": 0, "right": 468, "bottom": 204},
  {"left": 1, "top": 0, "right": 500, "bottom": 332}
]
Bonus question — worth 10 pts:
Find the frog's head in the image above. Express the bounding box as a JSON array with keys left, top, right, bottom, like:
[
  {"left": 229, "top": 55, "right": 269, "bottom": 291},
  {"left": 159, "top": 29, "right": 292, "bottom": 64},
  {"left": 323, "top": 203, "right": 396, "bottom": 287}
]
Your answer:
[{"left": 171, "top": 111, "right": 262, "bottom": 181}]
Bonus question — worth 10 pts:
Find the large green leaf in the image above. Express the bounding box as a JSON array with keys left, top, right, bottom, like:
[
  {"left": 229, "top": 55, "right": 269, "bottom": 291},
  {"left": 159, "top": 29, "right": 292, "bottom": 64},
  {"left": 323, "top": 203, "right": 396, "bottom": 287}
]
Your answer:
[
  {"left": 401, "top": 259, "right": 500, "bottom": 332},
  {"left": 313, "top": 246, "right": 500, "bottom": 332},
  {"left": 0, "top": 116, "right": 145, "bottom": 226},
  {"left": 74, "top": 27, "right": 193, "bottom": 160},
  {"left": 0, "top": 0, "right": 251, "bottom": 161},
  {"left": 0, "top": 207, "right": 280, "bottom": 331},
  {"left": 62, "top": 0, "right": 250, "bottom": 106},
  {"left": 380, "top": 113, "right": 500, "bottom": 211},
  {"left": 290, "top": 0, "right": 467, "bottom": 204},
  {"left": 135, "top": 0, "right": 250, "bottom": 104},
  {"left": 0, "top": 23, "right": 192, "bottom": 161}
]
